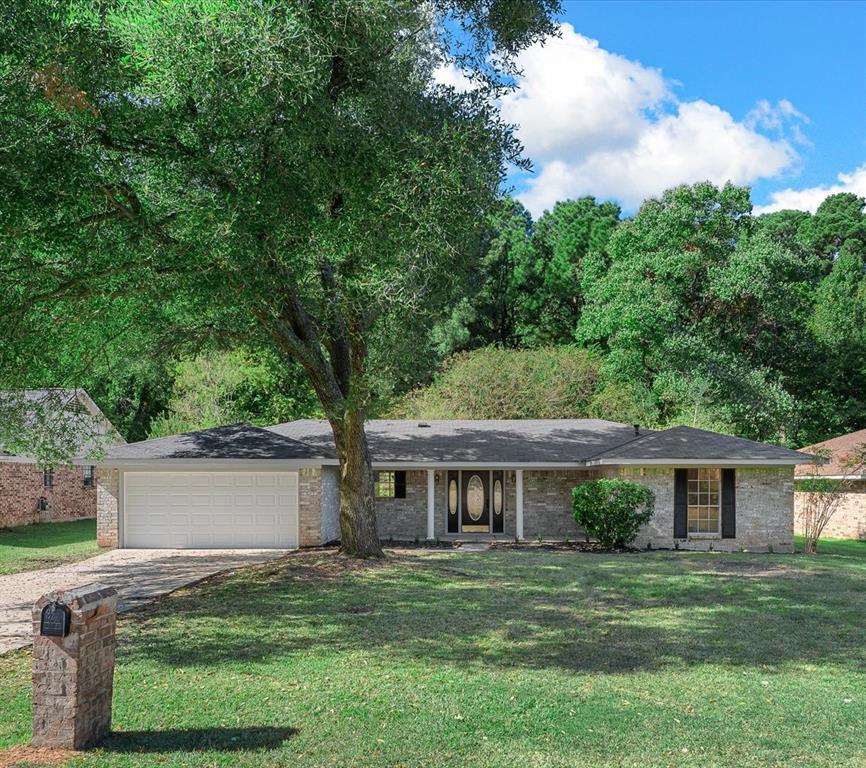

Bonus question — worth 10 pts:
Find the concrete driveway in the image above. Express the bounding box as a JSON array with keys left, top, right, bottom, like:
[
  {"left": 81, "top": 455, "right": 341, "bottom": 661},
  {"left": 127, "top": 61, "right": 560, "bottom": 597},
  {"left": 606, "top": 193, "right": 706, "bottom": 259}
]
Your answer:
[{"left": 0, "top": 548, "right": 289, "bottom": 654}]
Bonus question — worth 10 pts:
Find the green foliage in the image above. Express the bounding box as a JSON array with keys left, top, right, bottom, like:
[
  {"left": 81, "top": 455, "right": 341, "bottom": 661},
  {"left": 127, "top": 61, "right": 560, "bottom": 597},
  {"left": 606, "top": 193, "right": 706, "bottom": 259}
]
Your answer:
[
  {"left": 797, "top": 193, "right": 866, "bottom": 262},
  {"left": 795, "top": 478, "right": 841, "bottom": 493},
  {"left": 392, "top": 346, "right": 637, "bottom": 420},
  {"left": 0, "top": 0, "right": 558, "bottom": 545},
  {"left": 431, "top": 199, "right": 535, "bottom": 355},
  {"left": 571, "top": 478, "right": 655, "bottom": 548},
  {"left": 572, "top": 181, "right": 865, "bottom": 445},
  {"left": 521, "top": 197, "right": 621, "bottom": 344},
  {"left": 149, "top": 348, "right": 320, "bottom": 438}
]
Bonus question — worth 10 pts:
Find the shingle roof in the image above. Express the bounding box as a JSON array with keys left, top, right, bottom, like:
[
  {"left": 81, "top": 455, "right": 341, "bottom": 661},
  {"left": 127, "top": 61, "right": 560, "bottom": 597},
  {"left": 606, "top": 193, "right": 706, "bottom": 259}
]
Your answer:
[
  {"left": 587, "top": 425, "right": 811, "bottom": 464},
  {"left": 103, "top": 423, "right": 331, "bottom": 461},
  {"left": 267, "top": 419, "right": 647, "bottom": 464},
  {"left": 102, "top": 419, "right": 813, "bottom": 466},
  {"left": 795, "top": 428, "right": 866, "bottom": 477}
]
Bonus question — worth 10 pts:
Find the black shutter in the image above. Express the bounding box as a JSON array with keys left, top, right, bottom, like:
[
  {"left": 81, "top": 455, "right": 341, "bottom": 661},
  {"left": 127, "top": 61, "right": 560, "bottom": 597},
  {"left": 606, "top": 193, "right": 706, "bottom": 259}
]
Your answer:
[
  {"left": 674, "top": 469, "right": 688, "bottom": 538},
  {"left": 394, "top": 471, "right": 407, "bottom": 499},
  {"left": 721, "top": 469, "right": 736, "bottom": 538}
]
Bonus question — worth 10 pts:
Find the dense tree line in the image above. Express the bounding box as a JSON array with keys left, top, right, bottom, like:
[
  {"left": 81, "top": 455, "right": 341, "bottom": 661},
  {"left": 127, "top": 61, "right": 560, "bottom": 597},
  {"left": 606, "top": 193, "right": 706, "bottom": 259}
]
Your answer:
[{"left": 418, "top": 184, "right": 866, "bottom": 446}]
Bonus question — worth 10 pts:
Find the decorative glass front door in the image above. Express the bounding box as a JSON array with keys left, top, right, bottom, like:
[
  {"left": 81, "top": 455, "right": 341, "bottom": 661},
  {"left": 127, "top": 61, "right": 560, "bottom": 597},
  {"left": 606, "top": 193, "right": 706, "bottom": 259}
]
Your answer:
[{"left": 461, "top": 472, "right": 490, "bottom": 532}]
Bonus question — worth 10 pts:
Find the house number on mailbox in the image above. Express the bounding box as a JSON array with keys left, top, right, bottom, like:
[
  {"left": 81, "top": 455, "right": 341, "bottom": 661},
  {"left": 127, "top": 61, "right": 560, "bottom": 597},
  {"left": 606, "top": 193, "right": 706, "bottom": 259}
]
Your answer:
[{"left": 40, "top": 602, "right": 71, "bottom": 637}]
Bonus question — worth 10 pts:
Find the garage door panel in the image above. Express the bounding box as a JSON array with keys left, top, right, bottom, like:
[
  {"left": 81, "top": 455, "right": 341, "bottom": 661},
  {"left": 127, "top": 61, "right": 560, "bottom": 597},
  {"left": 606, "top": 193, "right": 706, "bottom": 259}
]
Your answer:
[{"left": 124, "top": 471, "right": 298, "bottom": 549}]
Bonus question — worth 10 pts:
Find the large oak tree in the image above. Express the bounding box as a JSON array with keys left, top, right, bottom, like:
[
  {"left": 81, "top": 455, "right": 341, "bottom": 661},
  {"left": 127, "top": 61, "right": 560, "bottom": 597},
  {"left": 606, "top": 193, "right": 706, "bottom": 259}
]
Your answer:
[{"left": 0, "top": 0, "right": 559, "bottom": 555}]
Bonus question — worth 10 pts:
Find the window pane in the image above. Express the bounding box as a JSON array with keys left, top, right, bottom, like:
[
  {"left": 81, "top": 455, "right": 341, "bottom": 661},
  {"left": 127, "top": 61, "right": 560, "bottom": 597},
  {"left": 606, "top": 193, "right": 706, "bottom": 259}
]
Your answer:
[
  {"left": 493, "top": 480, "right": 503, "bottom": 515},
  {"left": 466, "top": 475, "right": 484, "bottom": 521},
  {"left": 375, "top": 471, "right": 395, "bottom": 498},
  {"left": 448, "top": 480, "right": 458, "bottom": 515},
  {"left": 686, "top": 467, "right": 722, "bottom": 534}
]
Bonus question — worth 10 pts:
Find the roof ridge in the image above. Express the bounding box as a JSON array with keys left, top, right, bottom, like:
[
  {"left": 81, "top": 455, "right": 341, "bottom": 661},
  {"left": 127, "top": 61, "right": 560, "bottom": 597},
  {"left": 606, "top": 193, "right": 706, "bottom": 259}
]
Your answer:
[{"left": 584, "top": 426, "right": 666, "bottom": 461}]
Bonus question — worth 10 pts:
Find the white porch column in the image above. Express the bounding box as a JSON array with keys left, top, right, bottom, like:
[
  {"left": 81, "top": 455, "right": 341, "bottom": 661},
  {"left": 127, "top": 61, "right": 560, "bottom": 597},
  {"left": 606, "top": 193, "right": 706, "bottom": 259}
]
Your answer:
[
  {"left": 515, "top": 469, "right": 524, "bottom": 540},
  {"left": 427, "top": 469, "right": 435, "bottom": 540}
]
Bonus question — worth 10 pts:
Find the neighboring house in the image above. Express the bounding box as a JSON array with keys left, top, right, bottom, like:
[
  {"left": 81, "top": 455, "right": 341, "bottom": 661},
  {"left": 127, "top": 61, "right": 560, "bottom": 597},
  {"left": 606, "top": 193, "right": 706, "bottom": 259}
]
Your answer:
[
  {"left": 0, "top": 389, "right": 121, "bottom": 528},
  {"left": 795, "top": 429, "right": 866, "bottom": 540},
  {"left": 97, "top": 419, "right": 810, "bottom": 552}
]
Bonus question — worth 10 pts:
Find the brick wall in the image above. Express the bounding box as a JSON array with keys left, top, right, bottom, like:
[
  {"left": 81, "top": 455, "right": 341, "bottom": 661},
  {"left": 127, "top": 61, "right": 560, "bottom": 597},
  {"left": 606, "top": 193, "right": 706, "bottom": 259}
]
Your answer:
[
  {"left": 95, "top": 468, "right": 119, "bottom": 547},
  {"left": 376, "top": 470, "right": 431, "bottom": 542},
  {"left": 794, "top": 481, "right": 866, "bottom": 539},
  {"left": 522, "top": 469, "right": 610, "bottom": 541},
  {"left": 620, "top": 465, "right": 795, "bottom": 552},
  {"left": 298, "top": 468, "right": 323, "bottom": 547},
  {"left": 0, "top": 461, "right": 96, "bottom": 529}
]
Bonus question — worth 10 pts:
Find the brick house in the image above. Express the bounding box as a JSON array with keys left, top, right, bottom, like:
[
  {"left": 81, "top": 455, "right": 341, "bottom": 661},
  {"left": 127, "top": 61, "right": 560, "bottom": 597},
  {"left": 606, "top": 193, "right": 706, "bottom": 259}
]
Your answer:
[
  {"left": 795, "top": 428, "right": 866, "bottom": 540},
  {"left": 97, "top": 419, "right": 809, "bottom": 552},
  {"left": 0, "top": 389, "right": 120, "bottom": 528}
]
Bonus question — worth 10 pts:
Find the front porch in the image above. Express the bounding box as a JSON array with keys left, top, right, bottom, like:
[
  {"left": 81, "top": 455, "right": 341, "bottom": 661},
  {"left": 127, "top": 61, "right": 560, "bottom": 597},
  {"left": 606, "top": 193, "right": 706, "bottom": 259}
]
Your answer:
[{"left": 373, "top": 467, "right": 591, "bottom": 542}]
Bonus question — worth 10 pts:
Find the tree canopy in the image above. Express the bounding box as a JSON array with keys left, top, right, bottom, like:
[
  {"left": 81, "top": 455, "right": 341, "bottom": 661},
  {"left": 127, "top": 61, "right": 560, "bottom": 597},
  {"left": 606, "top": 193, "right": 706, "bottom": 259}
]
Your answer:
[{"left": 0, "top": 0, "right": 561, "bottom": 554}]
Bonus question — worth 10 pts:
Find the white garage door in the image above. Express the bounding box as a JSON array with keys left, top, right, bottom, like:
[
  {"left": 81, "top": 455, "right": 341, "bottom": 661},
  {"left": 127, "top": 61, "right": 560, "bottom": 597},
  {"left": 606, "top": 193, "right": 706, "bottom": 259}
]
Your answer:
[{"left": 124, "top": 471, "right": 298, "bottom": 548}]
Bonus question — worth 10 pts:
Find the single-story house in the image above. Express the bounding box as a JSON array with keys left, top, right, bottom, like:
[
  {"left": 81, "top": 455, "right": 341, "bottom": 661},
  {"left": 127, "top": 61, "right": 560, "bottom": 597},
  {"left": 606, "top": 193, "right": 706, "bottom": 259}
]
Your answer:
[
  {"left": 96, "top": 419, "right": 810, "bottom": 552},
  {"left": 0, "top": 389, "right": 121, "bottom": 528},
  {"left": 795, "top": 428, "right": 866, "bottom": 540}
]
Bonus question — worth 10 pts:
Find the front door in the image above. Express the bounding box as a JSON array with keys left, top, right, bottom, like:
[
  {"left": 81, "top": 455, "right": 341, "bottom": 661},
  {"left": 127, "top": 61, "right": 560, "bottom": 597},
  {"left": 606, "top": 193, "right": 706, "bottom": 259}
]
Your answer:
[{"left": 461, "top": 471, "right": 490, "bottom": 532}]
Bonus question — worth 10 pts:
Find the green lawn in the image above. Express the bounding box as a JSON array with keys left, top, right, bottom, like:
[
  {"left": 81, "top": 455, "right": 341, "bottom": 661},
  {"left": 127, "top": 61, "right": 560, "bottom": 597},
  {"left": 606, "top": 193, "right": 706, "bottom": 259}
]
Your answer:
[
  {"left": 0, "top": 518, "right": 101, "bottom": 576},
  {"left": 2, "top": 542, "right": 865, "bottom": 767}
]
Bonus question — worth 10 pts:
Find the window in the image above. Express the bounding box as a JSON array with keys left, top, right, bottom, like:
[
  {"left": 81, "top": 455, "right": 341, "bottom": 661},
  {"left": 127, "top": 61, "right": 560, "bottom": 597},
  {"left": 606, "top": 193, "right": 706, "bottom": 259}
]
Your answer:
[
  {"left": 687, "top": 468, "right": 720, "bottom": 534},
  {"left": 42, "top": 469, "right": 54, "bottom": 488},
  {"left": 83, "top": 465, "right": 95, "bottom": 487},
  {"left": 375, "top": 471, "right": 396, "bottom": 498},
  {"left": 466, "top": 474, "right": 484, "bottom": 521}
]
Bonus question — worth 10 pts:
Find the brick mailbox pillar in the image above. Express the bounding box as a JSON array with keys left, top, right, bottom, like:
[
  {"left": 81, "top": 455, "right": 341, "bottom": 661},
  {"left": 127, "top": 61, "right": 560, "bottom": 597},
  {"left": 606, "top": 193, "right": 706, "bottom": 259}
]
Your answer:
[{"left": 31, "top": 583, "right": 118, "bottom": 749}]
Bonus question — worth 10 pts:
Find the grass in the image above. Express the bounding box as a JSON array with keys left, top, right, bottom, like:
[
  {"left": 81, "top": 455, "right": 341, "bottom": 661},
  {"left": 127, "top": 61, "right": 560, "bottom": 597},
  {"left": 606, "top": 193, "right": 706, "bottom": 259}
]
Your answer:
[
  {"left": 1, "top": 541, "right": 865, "bottom": 767},
  {"left": 0, "top": 518, "right": 101, "bottom": 576}
]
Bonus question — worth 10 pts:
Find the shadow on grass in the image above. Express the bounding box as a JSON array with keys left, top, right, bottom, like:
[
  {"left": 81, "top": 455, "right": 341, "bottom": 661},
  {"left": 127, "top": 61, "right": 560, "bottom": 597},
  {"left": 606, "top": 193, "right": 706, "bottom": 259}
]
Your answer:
[
  {"left": 99, "top": 726, "right": 297, "bottom": 753},
  {"left": 120, "top": 548, "right": 866, "bottom": 676}
]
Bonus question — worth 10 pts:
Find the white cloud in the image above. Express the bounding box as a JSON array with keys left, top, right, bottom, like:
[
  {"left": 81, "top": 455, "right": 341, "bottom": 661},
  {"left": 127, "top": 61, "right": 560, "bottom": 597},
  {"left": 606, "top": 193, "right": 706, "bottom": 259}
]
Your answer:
[
  {"left": 496, "top": 24, "right": 806, "bottom": 217},
  {"left": 753, "top": 165, "right": 866, "bottom": 215},
  {"left": 432, "top": 62, "right": 476, "bottom": 93}
]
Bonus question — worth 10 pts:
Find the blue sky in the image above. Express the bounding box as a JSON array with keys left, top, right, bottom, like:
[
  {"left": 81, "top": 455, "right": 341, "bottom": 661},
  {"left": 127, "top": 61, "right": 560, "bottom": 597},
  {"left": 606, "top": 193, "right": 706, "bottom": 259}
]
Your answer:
[{"left": 499, "top": 0, "right": 866, "bottom": 217}]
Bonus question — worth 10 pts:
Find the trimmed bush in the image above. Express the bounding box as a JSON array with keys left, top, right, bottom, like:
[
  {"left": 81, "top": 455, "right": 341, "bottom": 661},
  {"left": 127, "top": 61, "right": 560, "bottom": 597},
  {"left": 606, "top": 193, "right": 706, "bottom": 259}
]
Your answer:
[{"left": 572, "top": 479, "right": 655, "bottom": 549}]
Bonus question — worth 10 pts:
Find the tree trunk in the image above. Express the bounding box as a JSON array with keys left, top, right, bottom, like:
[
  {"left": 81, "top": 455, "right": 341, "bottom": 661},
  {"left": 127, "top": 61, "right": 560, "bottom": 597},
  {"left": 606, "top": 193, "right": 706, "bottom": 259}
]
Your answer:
[{"left": 331, "top": 407, "right": 382, "bottom": 557}]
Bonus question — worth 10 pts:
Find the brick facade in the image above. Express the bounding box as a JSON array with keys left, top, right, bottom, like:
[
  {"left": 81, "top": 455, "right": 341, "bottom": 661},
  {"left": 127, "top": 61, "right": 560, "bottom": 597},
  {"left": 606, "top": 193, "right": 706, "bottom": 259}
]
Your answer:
[
  {"left": 367, "top": 465, "right": 795, "bottom": 552},
  {"left": 0, "top": 461, "right": 96, "bottom": 529},
  {"left": 95, "top": 468, "right": 119, "bottom": 548},
  {"left": 376, "top": 470, "right": 439, "bottom": 541},
  {"left": 298, "top": 468, "right": 322, "bottom": 547},
  {"left": 621, "top": 465, "right": 795, "bottom": 552},
  {"left": 92, "top": 463, "right": 796, "bottom": 552},
  {"left": 794, "top": 481, "right": 866, "bottom": 540},
  {"left": 522, "top": 469, "right": 611, "bottom": 541}
]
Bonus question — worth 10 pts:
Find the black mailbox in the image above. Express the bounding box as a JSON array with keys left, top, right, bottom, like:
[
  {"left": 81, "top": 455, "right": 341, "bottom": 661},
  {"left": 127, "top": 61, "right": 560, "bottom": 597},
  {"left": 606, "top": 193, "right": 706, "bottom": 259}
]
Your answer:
[{"left": 40, "top": 602, "right": 71, "bottom": 637}]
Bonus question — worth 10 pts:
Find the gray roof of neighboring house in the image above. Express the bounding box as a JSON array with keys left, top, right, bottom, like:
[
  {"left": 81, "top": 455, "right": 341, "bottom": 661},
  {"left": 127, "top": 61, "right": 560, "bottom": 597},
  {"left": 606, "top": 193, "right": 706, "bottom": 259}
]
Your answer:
[
  {"left": 0, "top": 388, "right": 122, "bottom": 461},
  {"left": 586, "top": 425, "right": 811, "bottom": 464},
  {"left": 100, "top": 419, "right": 813, "bottom": 466},
  {"left": 103, "top": 423, "right": 330, "bottom": 461},
  {"left": 267, "top": 419, "right": 645, "bottom": 464}
]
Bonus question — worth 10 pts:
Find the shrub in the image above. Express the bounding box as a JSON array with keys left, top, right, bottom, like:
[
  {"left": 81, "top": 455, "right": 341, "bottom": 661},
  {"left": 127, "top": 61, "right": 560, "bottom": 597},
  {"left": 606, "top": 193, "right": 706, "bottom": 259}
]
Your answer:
[
  {"left": 391, "top": 346, "right": 603, "bottom": 419},
  {"left": 572, "top": 479, "right": 655, "bottom": 549}
]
